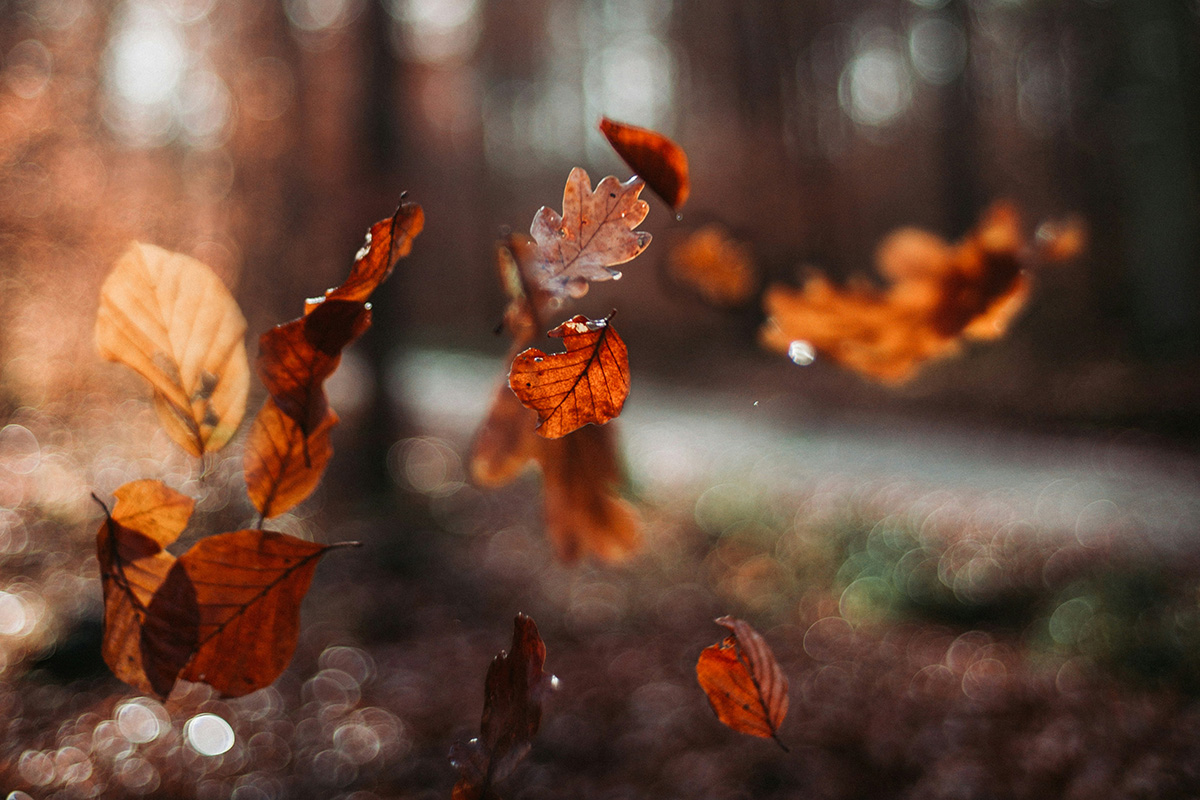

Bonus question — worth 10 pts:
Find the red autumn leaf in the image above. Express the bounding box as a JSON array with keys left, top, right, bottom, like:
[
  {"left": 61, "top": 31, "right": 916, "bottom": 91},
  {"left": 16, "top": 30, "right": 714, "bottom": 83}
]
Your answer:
[
  {"left": 307, "top": 201, "right": 426, "bottom": 310},
  {"left": 530, "top": 167, "right": 651, "bottom": 300},
  {"left": 257, "top": 298, "right": 371, "bottom": 434},
  {"left": 243, "top": 398, "right": 338, "bottom": 519},
  {"left": 95, "top": 480, "right": 198, "bottom": 698},
  {"left": 509, "top": 314, "right": 630, "bottom": 440},
  {"left": 159, "top": 529, "right": 348, "bottom": 697},
  {"left": 666, "top": 224, "right": 758, "bottom": 307},
  {"left": 450, "top": 614, "right": 557, "bottom": 800},
  {"left": 95, "top": 242, "right": 249, "bottom": 457},
  {"left": 760, "top": 201, "right": 1068, "bottom": 383},
  {"left": 696, "top": 616, "right": 789, "bottom": 750},
  {"left": 599, "top": 116, "right": 690, "bottom": 210}
]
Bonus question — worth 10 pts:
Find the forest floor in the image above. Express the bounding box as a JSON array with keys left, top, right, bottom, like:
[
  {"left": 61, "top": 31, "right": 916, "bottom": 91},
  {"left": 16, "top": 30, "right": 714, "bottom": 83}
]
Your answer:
[{"left": 2, "top": 348, "right": 1200, "bottom": 799}]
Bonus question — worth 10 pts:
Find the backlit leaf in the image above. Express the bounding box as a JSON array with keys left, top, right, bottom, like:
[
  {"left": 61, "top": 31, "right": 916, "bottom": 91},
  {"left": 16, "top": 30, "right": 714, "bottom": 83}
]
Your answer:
[
  {"left": 530, "top": 167, "right": 651, "bottom": 300},
  {"left": 599, "top": 116, "right": 690, "bottom": 210},
  {"left": 759, "top": 202, "right": 1067, "bottom": 383},
  {"left": 451, "top": 614, "right": 557, "bottom": 800},
  {"left": 96, "top": 242, "right": 249, "bottom": 456},
  {"left": 307, "top": 200, "right": 425, "bottom": 310},
  {"left": 243, "top": 398, "right": 338, "bottom": 519},
  {"left": 167, "top": 529, "right": 340, "bottom": 697},
  {"left": 667, "top": 224, "right": 757, "bottom": 306},
  {"left": 96, "top": 480, "right": 197, "bottom": 697},
  {"left": 696, "top": 616, "right": 789, "bottom": 749},
  {"left": 509, "top": 314, "right": 630, "bottom": 439}
]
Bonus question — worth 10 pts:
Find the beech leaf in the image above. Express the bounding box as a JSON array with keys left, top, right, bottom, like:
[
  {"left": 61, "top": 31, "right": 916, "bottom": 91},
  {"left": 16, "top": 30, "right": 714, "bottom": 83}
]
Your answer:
[
  {"left": 243, "top": 398, "right": 338, "bottom": 519},
  {"left": 599, "top": 116, "right": 690, "bottom": 210},
  {"left": 530, "top": 167, "right": 651, "bottom": 299},
  {"left": 96, "top": 242, "right": 249, "bottom": 456},
  {"left": 95, "top": 480, "right": 197, "bottom": 697},
  {"left": 509, "top": 314, "right": 630, "bottom": 439},
  {"left": 696, "top": 616, "right": 789, "bottom": 750},
  {"left": 759, "top": 201, "right": 1061, "bottom": 383},
  {"left": 167, "top": 529, "right": 342, "bottom": 697},
  {"left": 451, "top": 613, "right": 557, "bottom": 800}
]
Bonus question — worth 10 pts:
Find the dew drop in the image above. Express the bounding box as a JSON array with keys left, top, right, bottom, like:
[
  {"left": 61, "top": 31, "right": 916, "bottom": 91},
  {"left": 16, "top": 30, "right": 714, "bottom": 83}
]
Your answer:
[
  {"left": 787, "top": 340, "right": 816, "bottom": 366},
  {"left": 675, "top": 212, "right": 683, "bottom": 222}
]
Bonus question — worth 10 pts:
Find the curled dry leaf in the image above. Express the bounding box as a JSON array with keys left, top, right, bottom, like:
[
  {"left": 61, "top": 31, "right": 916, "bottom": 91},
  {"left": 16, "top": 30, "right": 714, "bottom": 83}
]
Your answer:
[
  {"left": 307, "top": 200, "right": 426, "bottom": 310},
  {"left": 509, "top": 314, "right": 630, "bottom": 439},
  {"left": 530, "top": 167, "right": 651, "bottom": 300},
  {"left": 96, "top": 242, "right": 249, "bottom": 456},
  {"left": 760, "top": 201, "right": 1066, "bottom": 383},
  {"left": 96, "top": 480, "right": 197, "bottom": 697},
  {"left": 244, "top": 399, "right": 338, "bottom": 519},
  {"left": 451, "top": 613, "right": 557, "bottom": 800},
  {"left": 696, "top": 616, "right": 789, "bottom": 750},
  {"left": 667, "top": 224, "right": 758, "bottom": 307},
  {"left": 599, "top": 116, "right": 690, "bottom": 210}
]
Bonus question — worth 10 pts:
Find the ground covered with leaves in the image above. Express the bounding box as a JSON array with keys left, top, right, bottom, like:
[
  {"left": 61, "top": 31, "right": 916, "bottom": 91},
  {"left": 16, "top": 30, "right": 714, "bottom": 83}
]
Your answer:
[{"left": 2, "top": 374, "right": 1200, "bottom": 800}]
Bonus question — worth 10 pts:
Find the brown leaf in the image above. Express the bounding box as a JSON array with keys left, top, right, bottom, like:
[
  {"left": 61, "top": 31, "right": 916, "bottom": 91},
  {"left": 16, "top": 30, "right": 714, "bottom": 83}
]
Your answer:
[
  {"left": 96, "top": 242, "right": 249, "bottom": 456},
  {"left": 96, "top": 480, "right": 198, "bottom": 697},
  {"left": 667, "top": 224, "right": 758, "bottom": 307},
  {"left": 256, "top": 298, "right": 371, "bottom": 434},
  {"left": 696, "top": 616, "right": 789, "bottom": 749},
  {"left": 509, "top": 314, "right": 630, "bottom": 439},
  {"left": 760, "top": 201, "right": 1049, "bottom": 383},
  {"left": 539, "top": 423, "right": 641, "bottom": 563},
  {"left": 243, "top": 398, "right": 338, "bottom": 519},
  {"left": 530, "top": 167, "right": 651, "bottom": 300},
  {"left": 307, "top": 201, "right": 425, "bottom": 310},
  {"left": 469, "top": 382, "right": 539, "bottom": 488},
  {"left": 163, "top": 529, "right": 337, "bottom": 697},
  {"left": 451, "top": 614, "right": 557, "bottom": 800},
  {"left": 599, "top": 116, "right": 690, "bottom": 210}
]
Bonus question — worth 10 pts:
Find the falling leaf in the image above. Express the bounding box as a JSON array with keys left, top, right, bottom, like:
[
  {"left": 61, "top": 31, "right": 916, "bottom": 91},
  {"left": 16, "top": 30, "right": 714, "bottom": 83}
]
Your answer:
[
  {"left": 307, "top": 201, "right": 425, "bottom": 311},
  {"left": 1035, "top": 215, "right": 1087, "bottom": 263},
  {"left": 256, "top": 298, "right": 371, "bottom": 435},
  {"left": 470, "top": 383, "right": 539, "bottom": 489},
  {"left": 530, "top": 167, "right": 651, "bottom": 300},
  {"left": 95, "top": 480, "right": 197, "bottom": 697},
  {"left": 450, "top": 614, "right": 557, "bottom": 800},
  {"left": 666, "top": 224, "right": 758, "bottom": 306},
  {"left": 696, "top": 616, "right": 789, "bottom": 750},
  {"left": 539, "top": 423, "right": 641, "bottom": 562},
  {"left": 599, "top": 116, "right": 690, "bottom": 210},
  {"left": 243, "top": 398, "right": 338, "bottom": 519},
  {"left": 509, "top": 314, "right": 630, "bottom": 439},
  {"left": 96, "top": 242, "right": 249, "bottom": 456},
  {"left": 760, "top": 201, "right": 1065, "bottom": 383},
  {"left": 163, "top": 529, "right": 344, "bottom": 697}
]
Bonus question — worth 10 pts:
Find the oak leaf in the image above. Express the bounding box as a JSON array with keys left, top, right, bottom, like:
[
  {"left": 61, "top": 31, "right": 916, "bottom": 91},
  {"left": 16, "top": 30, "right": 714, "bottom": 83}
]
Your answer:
[
  {"left": 450, "top": 614, "right": 557, "bottom": 800},
  {"left": 760, "top": 201, "right": 1064, "bottom": 383},
  {"left": 243, "top": 398, "right": 338, "bottom": 519},
  {"left": 530, "top": 167, "right": 651, "bottom": 299},
  {"left": 96, "top": 242, "right": 249, "bottom": 456},
  {"left": 696, "top": 616, "right": 789, "bottom": 749},
  {"left": 599, "top": 116, "right": 690, "bottom": 210},
  {"left": 95, "top": 480, "right": 198, "bottom": 697},
  {"left": 509, "top": 314, "right": 630, "bottom": 439},
  {"left": 667, "top": 224, "right": 758, "bottom": 306}
]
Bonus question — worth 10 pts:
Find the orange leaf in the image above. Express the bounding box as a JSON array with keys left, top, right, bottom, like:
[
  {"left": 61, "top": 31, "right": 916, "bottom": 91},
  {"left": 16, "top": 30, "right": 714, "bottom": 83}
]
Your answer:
[
  {"left": 530, "top": 167, "right": 651, "bottom": 300},
  {"left": 162, "top": 529, "right": 340, "bottom": 697},
  {"left": 696, "top": 616, "right": 789, "bottom": 749},
  {"left": 469, "top": 382, "right": 539, "bottom": 488},
  {"left": 760, "top": 201, "right": 1056, "bottom": 383},
  {"left": 667, "top": 224, "right": 758, "bottom": 306},
  {"left": 599, "top": 116, "right": 690, "bottom": 210},
  {"left": 257, "top": 298, "right": 371, "bottom": 434},
  {"left": 451, "top": 614, "right": 557, "bottom": 800},
  {"left": 243, "top": 398, "right": 338, "bottom": 519},
  {"left": 539, "top": 423, "right": 641, "bottom": 563},
  {"left": 308, "top": 201, "right": 425, "bottom": 310},
  {"left": 509, "top": 314, "right": 630, "bottom": 439},
  {"left": 95, "top": 480, "right": 198, "bottom": 697},
  {"left": 96, "top": 242, "right": 249, "bottom": 456}
]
